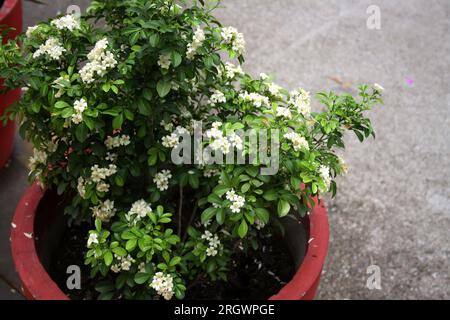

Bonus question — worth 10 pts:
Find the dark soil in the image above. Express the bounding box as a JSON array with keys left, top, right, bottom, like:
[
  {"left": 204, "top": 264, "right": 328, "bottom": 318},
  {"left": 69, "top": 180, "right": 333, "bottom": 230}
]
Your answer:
[
  {"left": 49, "top": 223, "right": 297, "bottom": 300},
  {"left": 186, "top": 233, "right": 296, "bottom": 300}
]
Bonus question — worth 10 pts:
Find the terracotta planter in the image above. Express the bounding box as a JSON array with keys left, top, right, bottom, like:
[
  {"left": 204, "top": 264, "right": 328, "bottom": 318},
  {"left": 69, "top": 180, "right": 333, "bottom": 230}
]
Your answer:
[
  {"left": 11, "top": 183, "right": 329, "bottom": 300},
  {"left": 0, "top": 0, "right": 22, "bottom": 169}
]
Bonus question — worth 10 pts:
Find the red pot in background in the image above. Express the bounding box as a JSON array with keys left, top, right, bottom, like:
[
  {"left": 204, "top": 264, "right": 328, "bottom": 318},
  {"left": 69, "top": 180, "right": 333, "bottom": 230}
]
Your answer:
[
  {"left": 11, "top": 184, "right": 329, "bottom": 300},
  {"left": 0, "top": 0, "right": 23, "bottom": 168}
]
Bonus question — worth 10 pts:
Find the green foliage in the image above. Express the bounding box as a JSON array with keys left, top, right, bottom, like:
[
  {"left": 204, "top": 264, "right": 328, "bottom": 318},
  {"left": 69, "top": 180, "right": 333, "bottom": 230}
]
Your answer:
[{"left": 0, "top": 0, "right": 382, "bottom": 300}]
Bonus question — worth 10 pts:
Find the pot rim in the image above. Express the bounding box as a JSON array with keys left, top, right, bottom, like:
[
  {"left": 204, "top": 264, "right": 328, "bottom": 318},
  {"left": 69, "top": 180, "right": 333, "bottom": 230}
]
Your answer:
[
  {"left": 11, "top": 183, "right": 329, "bottom": 300},
  {"left": 0, "top": 0, "right": 19, "bottom": 22}
]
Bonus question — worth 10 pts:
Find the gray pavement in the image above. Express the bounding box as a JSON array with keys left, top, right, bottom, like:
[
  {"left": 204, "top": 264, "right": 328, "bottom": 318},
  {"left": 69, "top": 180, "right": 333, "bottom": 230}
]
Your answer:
[{"left": 0, "top": 0, "right": 448, "bottom": 299}]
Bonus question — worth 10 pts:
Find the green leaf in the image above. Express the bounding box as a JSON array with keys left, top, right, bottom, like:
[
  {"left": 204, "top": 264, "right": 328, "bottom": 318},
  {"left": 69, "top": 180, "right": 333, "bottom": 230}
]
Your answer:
[
  {"left": 238, "top": 220, "right": 248, "bottom": 238},
  {"left": 134, "top": 272, "right": 151, "bottom": 284},
  {"left": 201, "top": 207, "right": 217, "bottom": 224},
  {"left": 112, "top": 114, "right": 123, "bottom": 129},
  {"left": 216, "top": 208, "right": 225, "bottom": 225},
  {"left": 171, "top": 51, "right": 182, "bottom": 68},
  {"left": 169, "top": 256, "right": 181, "bottom": 267},
  {"left": 241, "top": 183, "right": 251, "bottom": 193},
  {"left": 104, "top": 251, "right": 113, "bottom": 266},
  {"left": 277, "top": 199, "right": 291, "bottom": 217},
  {"left": 263, "top": 190, "right": 278, "bottom": 201},
  {"left": 75, "top": 124, "right": 88, "bottom": 142},
  {"left": 255, "top": 208, "right": 270, "bottom": 224},
  {"left": 157, "top": 80, "right": 171, "bottom": 98},
  {"left": 126, "top": 238, "right": 137, "bottom": 251},
  {"left": 54, "top": 101, "right": 70, "bottom": 109}
]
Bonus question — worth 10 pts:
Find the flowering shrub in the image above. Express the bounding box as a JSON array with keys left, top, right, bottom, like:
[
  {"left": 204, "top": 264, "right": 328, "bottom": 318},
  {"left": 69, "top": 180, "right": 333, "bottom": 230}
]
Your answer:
[{"left": 0, "top": 0, "right": 382, "bottom": 300}]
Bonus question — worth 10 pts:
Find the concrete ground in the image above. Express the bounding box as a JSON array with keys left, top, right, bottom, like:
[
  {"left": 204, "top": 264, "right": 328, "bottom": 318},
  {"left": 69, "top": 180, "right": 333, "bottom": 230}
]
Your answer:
[{"left": 0, "top": 0, "right": 449, "bottom": 299}]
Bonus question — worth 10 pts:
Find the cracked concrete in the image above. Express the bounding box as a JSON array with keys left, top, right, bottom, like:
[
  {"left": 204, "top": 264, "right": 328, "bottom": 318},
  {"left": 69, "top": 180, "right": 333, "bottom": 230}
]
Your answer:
[{"left": 0, "top": 0, "right": 448, "bottom": 300}]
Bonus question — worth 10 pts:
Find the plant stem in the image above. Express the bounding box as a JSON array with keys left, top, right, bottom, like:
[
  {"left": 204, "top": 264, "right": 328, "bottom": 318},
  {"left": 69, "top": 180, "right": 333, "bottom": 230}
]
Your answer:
[
  {"left": 178, "top": 184, "right": 183, "bottom": 237},
  {"left": 182, "top": 201, "right": 198, "bottom": 242}
]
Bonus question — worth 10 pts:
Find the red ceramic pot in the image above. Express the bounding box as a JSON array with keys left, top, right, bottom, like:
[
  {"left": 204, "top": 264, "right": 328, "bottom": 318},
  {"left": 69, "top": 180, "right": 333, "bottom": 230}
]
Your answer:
[
  {"left": 0, "top": 0, "right": 22, "bottom": 168},
  {"left": 11, "top": 184, "right": 329, "bottom": 300}
]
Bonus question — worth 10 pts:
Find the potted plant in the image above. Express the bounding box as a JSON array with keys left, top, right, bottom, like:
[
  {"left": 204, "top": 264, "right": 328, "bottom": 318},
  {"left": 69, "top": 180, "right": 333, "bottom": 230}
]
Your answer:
[
  {"left": 3, "top": 0, "right": 383, "bottom": 300},
  {"left": 0, "top": 0, "right": 22, "bottom": 168}
]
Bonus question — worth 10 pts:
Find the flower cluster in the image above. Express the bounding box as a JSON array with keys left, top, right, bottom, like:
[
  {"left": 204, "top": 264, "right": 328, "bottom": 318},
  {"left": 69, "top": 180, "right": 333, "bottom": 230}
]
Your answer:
[
  {"left": 153, "top": 170, "right": 172, "bottom": 191},
  {"left": 226, "top": 189, "right": 246, "bottom": 213},
  {"left": 239, "top": 91, "right": 270, "bottom": 108},
  {"left": 80, "top": 38, "right": 117, "bottom": 84},
  {"left": 91, "top": 199, "right": 116, "bottom": 222},
  {"left": 276, "top": 106, "right": 293, "bottom": 119},
  {"left": 125, "top": 199, "right": 152, "bottom": 224},
  {"left": 33, "top": 37, "right": 66, "bottom": 61},
  {"left": 289, "top": 88, "right": 311, "bottom": 117},
  {"left": 221, "top": 62, "right": 244, "bottom": 80},
  {"left": 105, "top": 135, "right": 131, "bottom": 150},
  {"left": 28, "top": 148, "right": 47, "bottom": 172},
  {"left": 186, "top": 27, "right": 205, "bottom": 60},
  {"left": 209, "top": 90, "right": 226, "bottom": 106},
  {"left": 158, "top": 54, "right": 171, "bottom": 69},
  {"left": 201, "top": 230, "right": 221, "bottom": 257},
  {"left": 90, "top": 163, "right": 118, "bottom": 191},
  {"left": 284, "top": 132, "right": 310, "bottom": 152},
  {"left": 51, "top": 14, "right": 80, "bottom": 31},
  {"left": 111, "top": 254, "right": 136, "bottom": 273},
  {"left": 87, "top": 232, "right": 98, "bottom": 247},
  {"left": 150, "top": 272, "right": 174, "bottom": 300},
  {"left": 319, "top": 165, "right": 331, "bottom": 192},
  {"left": 221, "top": 26, "right": 246, "bottom": 56},
  {"left": 72, "top": 98, "right": 87, "bottom": 124}
]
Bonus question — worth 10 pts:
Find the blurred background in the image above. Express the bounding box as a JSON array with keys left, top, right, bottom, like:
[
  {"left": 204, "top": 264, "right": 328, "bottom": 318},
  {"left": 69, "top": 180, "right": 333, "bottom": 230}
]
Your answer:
[{"left": 0, "top": 0, "right": 449, "bottom": 299}]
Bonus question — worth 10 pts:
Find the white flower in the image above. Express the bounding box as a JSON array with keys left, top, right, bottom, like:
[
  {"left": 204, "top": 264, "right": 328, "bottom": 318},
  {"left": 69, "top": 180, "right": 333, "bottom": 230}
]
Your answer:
[
  {"left": 77, "top": 177, "right": 87, "bottom": 198},
  {"left": 319, "top": 165, "right": 331, "bottom": 192},
  {"left": 26, "top": 25, "right": 39, "bottom": 39},
  {"left": 154, "top": 170, "right": 172, "bottom": 191},
  {"left": 71, "top": 98, "right": 87, "bottom": 124},
  {"left": 96, "top": 182, "right": 110, "bottom": 193},
  {"left": 80, "top": 38, "right": 117, "bottom": 84},
  {"left": 228, "top": 133, "right": 243, "bottom": 150},
  {"left": 111, "top": 264, "right": 121, "bottom": 273},
  {"left": 209, "top": 90, "right": 226, "bottom": 106},
  {"left": 162, "top": 132, "right": 180, "bottom": 148},
  {"left": 374, "top": 83, "right": 384, "bottom": 92},
  {"left": 289, "top": 89, "right": 311, "bottom": 117},
  {"left": 226, "top": 189, "right": 245, "bottom": 213},
  {"left": 221, "top": 26, "right": 246, "bottom": 55},
  {"left": 158, "top": 54, "right": 171, "bottom": 70},
  {"left": 186, "top": 27, "right": 205, "bottom": 60},
  {"left": 91, "top": 199, "right": 116, "bottom": 222},
  {"left": 203, "top": 168, "right": 220, "bottom": 178},
  {"left": 28, "top": 148, "right": 47, "bottom": 172},
  {"left": 150, "top": 272, "right": 174, "bottom": 300},
  {"left": 51, "top": 14, "right": 80, "bottom": 31},
  {"left": 276, "top": 107, "right": 292, "bottom": 119},
  {"left": 221, "top": 62, "right": 244, "bottom": 80},
  {"left": 33, "top": 37, "right": 66, "bottom": 61},
  {"left": 120, "top": 255, "right": 135, "bottom": 271},
  {"left": 87, "top": 233, "right": 98, "bottom": 248},
  {"left": 105, "top": 152, "right": 117, "bottom": 162},
  {"left": 105, "top": 135, "right": 131, "bottom": 150},
  {"left": 239, "top": 91, "right": 270, "bottom": 108},
  {"left": 284, "top": 132, "right": 309, "bottom": 152},
  {"left": 160, "top": 120, "right": 174, "bottom": 132},
  {"left": 90, "top": 164, "right": 117, "bottom": 183},
  {"left": 337, "top": 155, "right": 349, "bottom": 175},
  {"left": 268, "top": 83, "right": 283, "bottom": 97},
  {"left": 260, "top": 73, "right": 269, "bottom": 81},
  {"left": 201, "top": 231, "right": 221, "bottom": 257},
  {"left": 255, "top": 218, "right": 266, "bottom": 230},
  {"left": 126, "top": 199, "right": 152, "bottom": 224}
]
